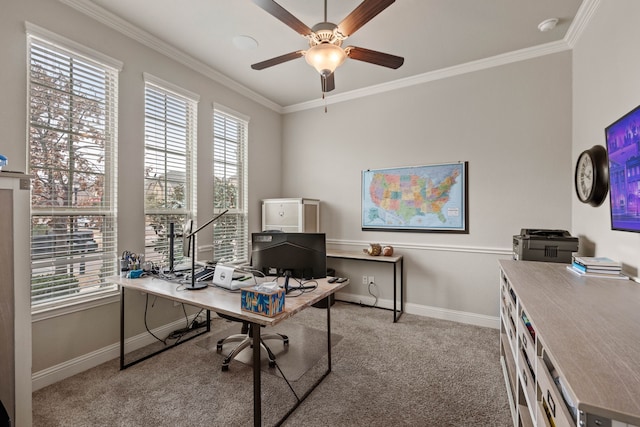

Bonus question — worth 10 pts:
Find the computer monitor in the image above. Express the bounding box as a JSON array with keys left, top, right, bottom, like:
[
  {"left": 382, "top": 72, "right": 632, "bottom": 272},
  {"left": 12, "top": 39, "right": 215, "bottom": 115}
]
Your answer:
[{"left": 251, "top": 232, "right": 326, "bottom": 280}]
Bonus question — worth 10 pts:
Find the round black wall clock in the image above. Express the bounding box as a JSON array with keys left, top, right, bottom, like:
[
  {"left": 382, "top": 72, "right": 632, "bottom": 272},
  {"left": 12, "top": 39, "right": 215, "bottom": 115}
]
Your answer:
[{"left": 574, "top": 145, "right": 609, "bottom": 207}]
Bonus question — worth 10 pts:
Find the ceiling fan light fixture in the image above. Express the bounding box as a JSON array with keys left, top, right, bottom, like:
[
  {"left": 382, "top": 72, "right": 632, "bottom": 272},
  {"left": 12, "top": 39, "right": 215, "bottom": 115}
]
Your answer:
[{"left": 305, "top": 43, "right": 346, "bottom": 76}]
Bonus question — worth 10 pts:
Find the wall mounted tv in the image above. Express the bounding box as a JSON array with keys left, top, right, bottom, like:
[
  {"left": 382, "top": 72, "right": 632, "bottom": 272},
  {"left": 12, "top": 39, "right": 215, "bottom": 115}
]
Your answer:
[{"left": 606, "top": 104, "right": 640, "bottom": 232}]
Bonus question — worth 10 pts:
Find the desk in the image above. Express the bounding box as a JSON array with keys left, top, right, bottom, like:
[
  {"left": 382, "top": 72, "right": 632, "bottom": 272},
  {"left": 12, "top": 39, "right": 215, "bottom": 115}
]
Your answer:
[
  {"left": 327, "top": 250, "right": 404, "bottom": 322},
  {"left": 113, "top": 275, "right": 348, "bottom": 427}
]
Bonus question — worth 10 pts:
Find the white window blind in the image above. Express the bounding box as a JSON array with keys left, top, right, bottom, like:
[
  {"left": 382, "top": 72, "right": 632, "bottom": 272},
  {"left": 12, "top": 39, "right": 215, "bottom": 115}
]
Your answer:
[
  {"left": 213, "top": 106, "right": 249, "bottom": 264},
  {"left": 28, "top": 31, "right": 120, "bottom": 308},
  {"left": 144, "top": 76, "right": 198, "bottom": 267}
]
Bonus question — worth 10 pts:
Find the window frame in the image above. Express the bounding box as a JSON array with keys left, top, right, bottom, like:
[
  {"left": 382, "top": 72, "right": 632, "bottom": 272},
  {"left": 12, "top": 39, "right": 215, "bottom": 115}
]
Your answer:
[
  {"left": 143, "top": 74, "right": 199, "bottom": 268},
  {"left": 212, "top": 104, "right": 249, "bottom": 264},
  {"left": 27, "top": 23, "right": 122, "bottom": 315}
]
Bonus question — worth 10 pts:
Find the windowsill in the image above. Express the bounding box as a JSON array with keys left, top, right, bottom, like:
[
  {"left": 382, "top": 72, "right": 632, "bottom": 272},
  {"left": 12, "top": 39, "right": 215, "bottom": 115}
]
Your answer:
[{"left": 32, "top": 287, "right": 120, "bottom": 322}]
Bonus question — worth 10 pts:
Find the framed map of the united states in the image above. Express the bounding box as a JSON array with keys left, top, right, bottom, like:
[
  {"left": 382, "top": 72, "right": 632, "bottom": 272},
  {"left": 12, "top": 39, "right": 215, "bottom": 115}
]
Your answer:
[{"left": 362, "top": 162, "right": 468, "bottom": 233}]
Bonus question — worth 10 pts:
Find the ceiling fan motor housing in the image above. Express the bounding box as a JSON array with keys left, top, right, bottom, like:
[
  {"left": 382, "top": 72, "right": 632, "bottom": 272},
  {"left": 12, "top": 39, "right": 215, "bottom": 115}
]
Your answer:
[{"left": 309, "top": 22, "right": 343, "bottom": 47}]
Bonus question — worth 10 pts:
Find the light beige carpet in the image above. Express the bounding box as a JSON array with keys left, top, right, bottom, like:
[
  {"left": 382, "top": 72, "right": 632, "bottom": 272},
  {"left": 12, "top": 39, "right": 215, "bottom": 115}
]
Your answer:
[
  {"left": 33, "top": 302, "right": 512, "bottom": 426},
  {"left": 196, "top": 322, "right": 342, "bottom": 381}
]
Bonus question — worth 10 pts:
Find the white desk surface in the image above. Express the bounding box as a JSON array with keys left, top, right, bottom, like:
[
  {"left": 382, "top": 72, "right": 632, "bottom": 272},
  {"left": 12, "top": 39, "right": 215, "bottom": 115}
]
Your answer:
[
  {"left": 327, "top": 249, "right": 402, "bottom": 263},
  {"left": 112, "top": 275, "right": 348, "bottom": 327}
]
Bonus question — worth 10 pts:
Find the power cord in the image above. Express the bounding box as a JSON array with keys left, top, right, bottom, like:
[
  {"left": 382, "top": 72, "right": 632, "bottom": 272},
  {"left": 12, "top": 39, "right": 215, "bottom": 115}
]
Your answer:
[
  {"left": 368, "top": 280, "right": 379, "bottom": 307},
  {"left": 166, "top": 308, "right": 208, "bottom": 341},
  {"left": 276, "top": 276, "right": 318, "bottom": 296},
  {"left": 144, "top": 294, "right": 167, "bottom": 345}
]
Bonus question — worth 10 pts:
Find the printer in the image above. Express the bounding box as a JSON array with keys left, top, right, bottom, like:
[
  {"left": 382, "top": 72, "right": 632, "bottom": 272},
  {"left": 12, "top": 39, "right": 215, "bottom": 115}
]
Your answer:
[{"left": 513, "top": 229, "right": 578, "bottom": 263}]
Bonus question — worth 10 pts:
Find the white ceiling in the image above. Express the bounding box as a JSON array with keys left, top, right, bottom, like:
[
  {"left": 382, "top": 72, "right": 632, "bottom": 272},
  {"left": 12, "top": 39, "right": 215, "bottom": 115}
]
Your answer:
[{"left": 80, "top": 0, "right": 585, "bottom": 109}]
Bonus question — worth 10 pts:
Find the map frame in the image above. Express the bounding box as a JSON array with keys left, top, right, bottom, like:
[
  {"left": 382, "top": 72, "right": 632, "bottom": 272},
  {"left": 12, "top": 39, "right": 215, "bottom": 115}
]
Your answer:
[{"left": 361, "top": 162, "right": 468, "bottom": 233}]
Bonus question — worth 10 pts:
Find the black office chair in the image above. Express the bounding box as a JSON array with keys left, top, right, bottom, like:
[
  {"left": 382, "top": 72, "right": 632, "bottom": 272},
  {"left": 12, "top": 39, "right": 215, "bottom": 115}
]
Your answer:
[{"left": 215, "top": 313, "right": 289, "bottom": 371}]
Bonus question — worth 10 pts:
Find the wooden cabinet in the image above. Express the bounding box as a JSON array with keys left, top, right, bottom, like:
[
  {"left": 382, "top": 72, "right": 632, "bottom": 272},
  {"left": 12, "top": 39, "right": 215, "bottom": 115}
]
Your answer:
[
  {"left": 499, "top": 260, "right": 640, "bottom": 427},
  {"left": 261, "top": 198, "right": 319, "bottom": 233},
  {"left": 0, "top": 173, "right": 32, "bottom": 426}
]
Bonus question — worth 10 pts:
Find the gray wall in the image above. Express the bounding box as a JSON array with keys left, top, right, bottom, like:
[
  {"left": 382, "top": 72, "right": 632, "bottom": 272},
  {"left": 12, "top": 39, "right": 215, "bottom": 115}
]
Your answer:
[
  {"left": 572, "top": 0, "right": 640, "bottom": 274},
  {"left": 1, "top": 0, "right": 282, "bottom": 376},
  {"left": 283, "top": 52, "right": 573, "bottom": 319},
  {"left": 8, "top": 0, "right": 631, "bottom": 392}
]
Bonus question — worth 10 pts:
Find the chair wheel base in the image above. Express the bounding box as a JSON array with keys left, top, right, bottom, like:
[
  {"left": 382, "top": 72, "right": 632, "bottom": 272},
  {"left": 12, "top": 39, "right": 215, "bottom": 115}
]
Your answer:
[{"left": 221, "top": 364, "right": 229, "bottom": 372}]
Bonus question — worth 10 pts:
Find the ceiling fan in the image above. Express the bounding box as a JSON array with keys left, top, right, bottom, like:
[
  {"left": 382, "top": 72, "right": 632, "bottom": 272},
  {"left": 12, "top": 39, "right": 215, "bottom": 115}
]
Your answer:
[{"left": 251, "top": 0, "right": 404, "bottom": 94}]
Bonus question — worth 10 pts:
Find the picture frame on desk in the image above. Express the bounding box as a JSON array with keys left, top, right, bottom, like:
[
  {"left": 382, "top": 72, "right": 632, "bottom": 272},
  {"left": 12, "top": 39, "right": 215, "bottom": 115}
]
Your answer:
[{"left": 361, "top": 162, "right": 468, "bottom": 233}]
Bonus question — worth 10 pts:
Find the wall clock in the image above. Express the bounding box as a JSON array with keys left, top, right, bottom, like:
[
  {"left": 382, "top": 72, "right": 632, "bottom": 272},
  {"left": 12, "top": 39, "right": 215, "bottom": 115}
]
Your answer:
[{"left": 574, "top": 145, "right": 609, "bottom": 207}]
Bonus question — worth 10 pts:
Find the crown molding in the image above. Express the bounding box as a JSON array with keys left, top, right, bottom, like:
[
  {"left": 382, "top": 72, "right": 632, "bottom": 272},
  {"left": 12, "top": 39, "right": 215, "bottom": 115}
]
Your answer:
[
  {"left": 283, "top": 39, "right": 571, "bottom": 114},
  {"left": 59, "top": 0, "right": 283, "bottom": 113},
  {"left": 564, "top": 0, "right": 601, "bottom": 48},
  {"left": 60, "top": 0, "right": 596, "bottom": 115}
]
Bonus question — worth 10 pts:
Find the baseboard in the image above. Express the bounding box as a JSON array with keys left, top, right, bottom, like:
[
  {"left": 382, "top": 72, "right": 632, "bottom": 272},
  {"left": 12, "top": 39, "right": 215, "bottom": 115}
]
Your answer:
[
  {"left": 32, "top": 315, "right": 198, "bottom": 391},
  {"left": 33, "top": 298, "right": 499, "bottom": 391},
  {"left": 335, "top": 291, "right": 499, "bottom": 329}
]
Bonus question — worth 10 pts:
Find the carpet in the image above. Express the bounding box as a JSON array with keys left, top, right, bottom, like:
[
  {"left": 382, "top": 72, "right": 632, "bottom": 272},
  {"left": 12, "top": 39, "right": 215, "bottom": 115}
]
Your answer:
[
  {"left": 32, "top": 302, "right": 513, "bottom": 427},
  {"left": 196, "top": 322, "right": 343, "bottom": 381}
]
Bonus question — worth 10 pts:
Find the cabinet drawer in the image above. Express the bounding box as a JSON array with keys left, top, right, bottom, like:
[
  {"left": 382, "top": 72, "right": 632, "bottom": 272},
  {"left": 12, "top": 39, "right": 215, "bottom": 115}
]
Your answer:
[
  {"left": 517, "top": 347, "right": 536, "bottom": 410},
  {"left": 504, "top": 314, "right": 516, "bottom": 356},
  {"left": 519, "top": 312, "right": 536, "bottom": 365},
  {"left": 537, "top": 354, "right": 574, "bottom": 427},
  {"left": 536, "top": 401, "right": 552, "bottom": 427}
]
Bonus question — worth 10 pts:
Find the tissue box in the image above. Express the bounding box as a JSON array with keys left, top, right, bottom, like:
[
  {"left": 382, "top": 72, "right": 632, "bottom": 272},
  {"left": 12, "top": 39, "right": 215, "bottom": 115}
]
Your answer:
[{"left": 241, "top": 287, "right": 285, "bottom": 317}]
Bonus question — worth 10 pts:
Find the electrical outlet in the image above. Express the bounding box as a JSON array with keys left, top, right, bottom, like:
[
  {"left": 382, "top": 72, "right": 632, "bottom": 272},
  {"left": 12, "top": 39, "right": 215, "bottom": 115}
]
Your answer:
[
  {"left": 362, "top": 275, "right": 368, "bottom": 285},
  {"left": 368, "top": 276, "right": 375, "bottom": 284}
]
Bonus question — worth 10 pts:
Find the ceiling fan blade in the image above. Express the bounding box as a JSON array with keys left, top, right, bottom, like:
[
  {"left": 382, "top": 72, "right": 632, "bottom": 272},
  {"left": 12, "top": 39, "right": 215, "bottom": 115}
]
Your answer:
[
  {"left": 346, "top": 46, "right": 404, "bottom": 69},
  {"left": 251, "top": 51, "right": 305, "bottom": 70},
  {"left": 337, "top": 0, "right": 395, "bottom": 37},
  {"left": 321, "top": 73, "right": 335, "bottom": 93},
  {"left": 252, "top": 0, "right": 313, "bottom": 36}
]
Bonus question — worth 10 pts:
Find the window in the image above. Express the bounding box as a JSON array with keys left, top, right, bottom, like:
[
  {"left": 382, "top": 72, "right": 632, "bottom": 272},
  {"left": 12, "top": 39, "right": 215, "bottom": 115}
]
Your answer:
[
  {"left": 213, "top": 105, "right": 249, "bottom": 263},
  {"left": 27, "top": 24, "right": 121, "bottom": 308},
  {"left": 144, "top": 74, "right": 198, "bottom": 267}
]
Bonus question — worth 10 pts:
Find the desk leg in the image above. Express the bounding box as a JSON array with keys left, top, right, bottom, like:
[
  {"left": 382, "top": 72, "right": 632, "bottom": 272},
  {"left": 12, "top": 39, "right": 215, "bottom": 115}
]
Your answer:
[
  {"left": 120, "top": 285, "right": 125, "bottom": 370},
  {"left": 393, "top": 262, "right": 398, "bottom": 322},
  {"left": 393, "top": 259, "right": 404, "bottom": 323},
  {"left": 326, "top": 296, "right": 332, "bottom": 372},
  {"left": 252, "top": 322, "right": 261, "bottom": 427},
  {"left": 400, "top": 258, "right": 404, "bottom": 315}
]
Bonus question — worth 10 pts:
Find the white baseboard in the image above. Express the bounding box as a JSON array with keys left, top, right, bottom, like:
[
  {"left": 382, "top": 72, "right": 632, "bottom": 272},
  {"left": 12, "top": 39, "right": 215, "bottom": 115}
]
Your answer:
[
  {"left": 335, "top": 291, "right": 499, "bottom": 329},
  {"left": 33, "top": 298, "right": 499, "bottom": 391},
  {"left": 32, "top": 315, "right": 198, "bottom": 391}
]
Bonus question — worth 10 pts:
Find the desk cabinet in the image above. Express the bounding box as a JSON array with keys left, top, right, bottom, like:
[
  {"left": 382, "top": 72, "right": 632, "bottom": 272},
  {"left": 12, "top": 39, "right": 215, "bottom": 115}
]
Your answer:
[
  {"left": 261, "top": 198, "right": 319, "bottom": 232},
  {"left": 499, "top": 260, "right": 640, "bottom": 427}
]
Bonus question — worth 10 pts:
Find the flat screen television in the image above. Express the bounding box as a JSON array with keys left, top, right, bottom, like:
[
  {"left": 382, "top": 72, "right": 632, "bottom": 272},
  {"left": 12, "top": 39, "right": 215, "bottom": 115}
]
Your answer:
[
  {"left": 606, "top": 104, "right": 640, "bottom": 232},
  {"left": 251, "top": 232, "right": 326, "bottom": 280}
]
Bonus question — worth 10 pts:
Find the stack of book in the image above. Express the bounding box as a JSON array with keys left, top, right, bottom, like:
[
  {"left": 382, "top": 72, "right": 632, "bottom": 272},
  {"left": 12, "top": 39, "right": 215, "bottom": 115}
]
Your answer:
[{"left": 567, "top": 256, "right": 626, "bottom": 280}]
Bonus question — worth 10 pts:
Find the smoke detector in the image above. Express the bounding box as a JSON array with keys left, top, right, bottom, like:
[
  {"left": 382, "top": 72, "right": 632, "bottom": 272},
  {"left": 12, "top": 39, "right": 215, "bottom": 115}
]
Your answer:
[{"left": 538, "top": 18, "right": 559, "bottom": 32}]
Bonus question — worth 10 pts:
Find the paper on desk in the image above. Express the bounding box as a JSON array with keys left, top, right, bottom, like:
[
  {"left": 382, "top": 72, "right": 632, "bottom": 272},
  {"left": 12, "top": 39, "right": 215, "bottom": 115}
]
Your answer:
[{"left": 252, "top": 281, "right": 279, "bottom": 293}]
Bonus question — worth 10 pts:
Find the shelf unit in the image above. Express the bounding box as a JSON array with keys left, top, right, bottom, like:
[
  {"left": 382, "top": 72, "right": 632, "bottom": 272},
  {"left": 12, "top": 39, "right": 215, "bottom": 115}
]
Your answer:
[
  {"left": 261, "top": 198, "right": 319, "bottom": 233},
  {"left": 499, "top": 260, "right": 640, "bottom": 427},
  {"left": 0, "top": 172, "right": 32, "bottom": 426}
]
